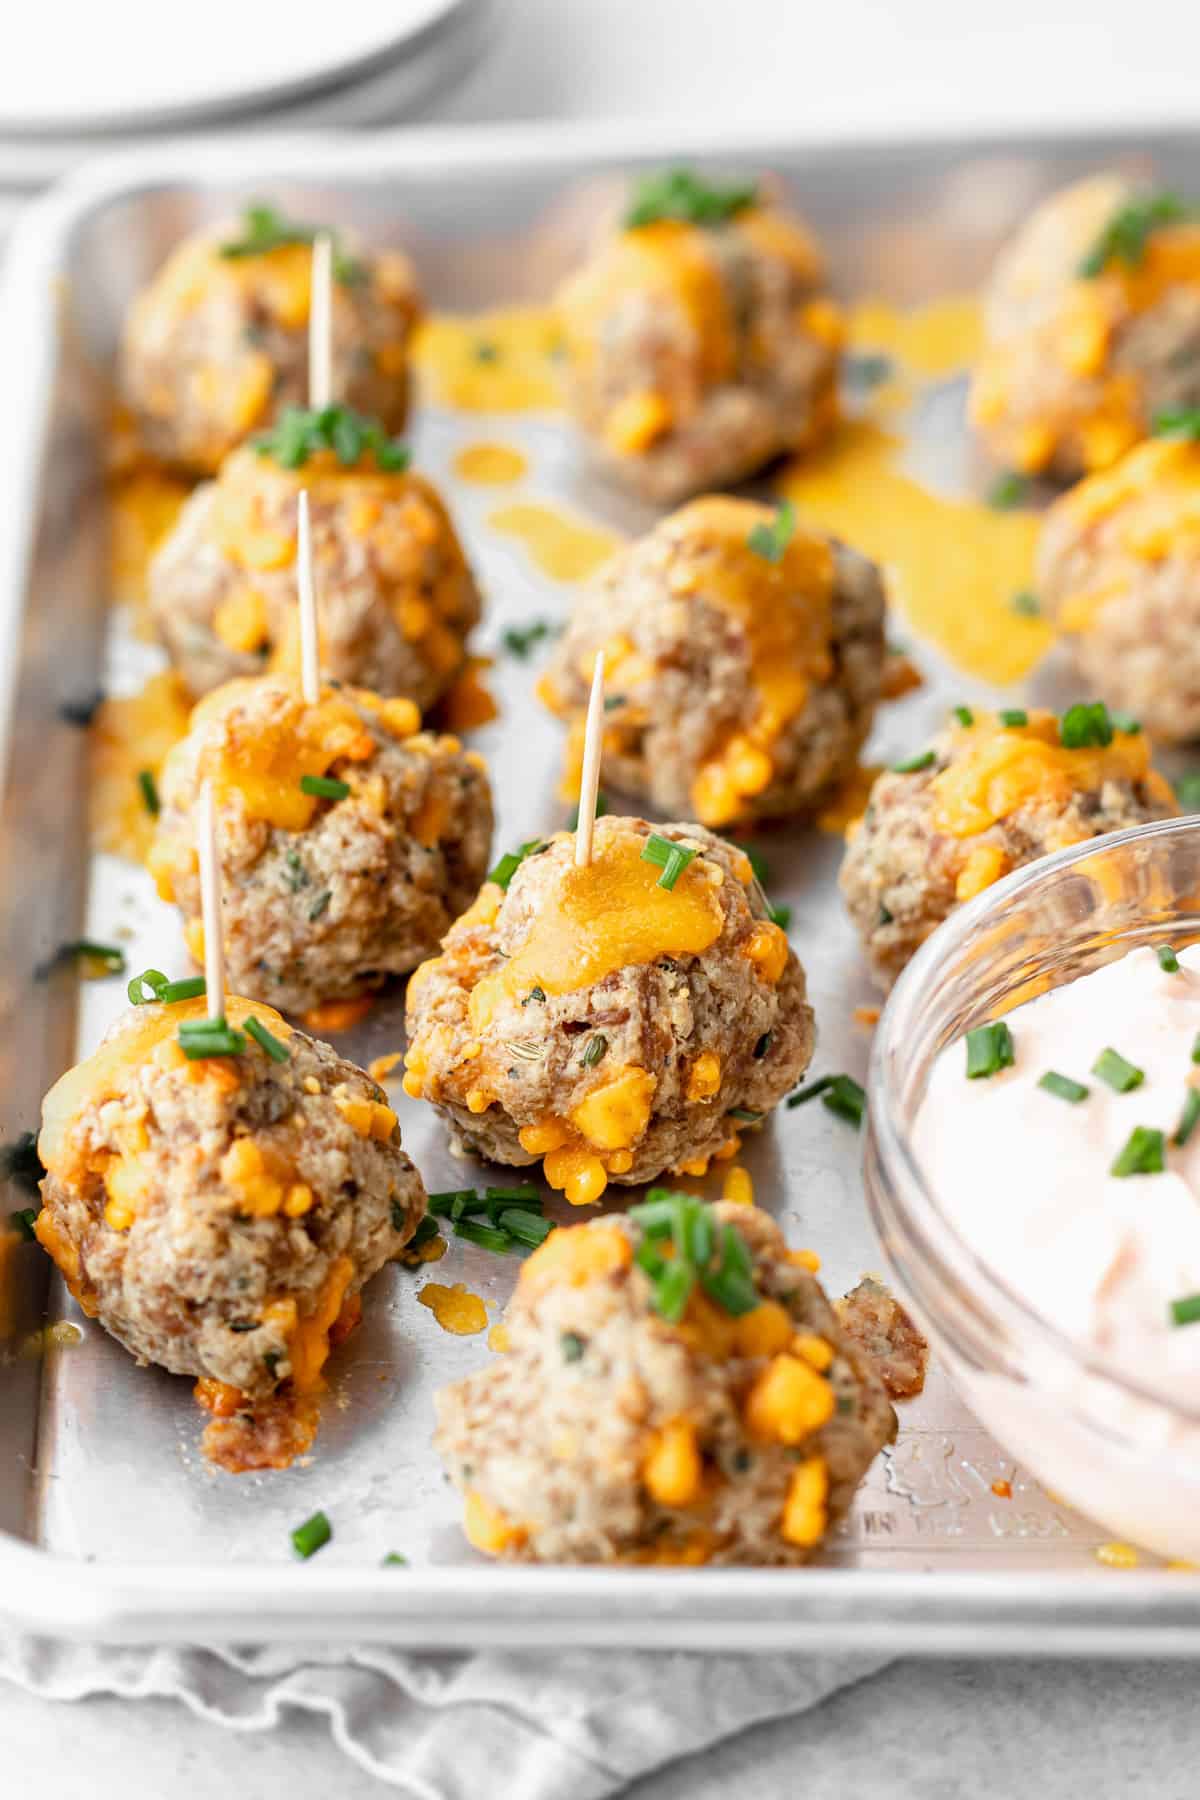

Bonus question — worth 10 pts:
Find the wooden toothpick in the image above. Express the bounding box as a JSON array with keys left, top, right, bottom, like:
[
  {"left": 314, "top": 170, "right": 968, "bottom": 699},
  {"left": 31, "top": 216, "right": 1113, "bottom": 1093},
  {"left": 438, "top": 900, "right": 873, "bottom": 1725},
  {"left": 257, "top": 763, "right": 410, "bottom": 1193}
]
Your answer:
[
  {"left": 296, "top": 489, "right": 321, "bottom": 707},
  {"left": 575, "top": 653, "right": 606, "bottom": 868},
  {"left": 309, "top": 230, "right": 334, "bottom": 412},
  {"left": 196, "top": 778, "right": 226, "bottom": 1022}
]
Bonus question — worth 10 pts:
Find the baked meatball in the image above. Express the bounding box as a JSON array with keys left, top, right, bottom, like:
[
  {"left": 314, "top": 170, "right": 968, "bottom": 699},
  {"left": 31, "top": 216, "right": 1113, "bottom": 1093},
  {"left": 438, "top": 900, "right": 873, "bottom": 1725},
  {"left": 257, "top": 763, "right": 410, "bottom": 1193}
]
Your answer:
[
  {"left": 840, "top": 704, "right": 1178, "bottom": 988},
  {"left": 35, "top": 994, "right": 425, "bottom": 1462},
  {"left": 540, "top": 496, "right": 886, "bottom": 829},
  {"left": 556, "top": 170, "right": 841, "bottom": 503},
  {"left": 120, "top": 204, "right": 422, "bottom": 474},
  {"left": 149, "top": 676, "right": 493, "bottom": 1017},
  {"left": 970, "top": 174, "right": 1200, "bottom": 481},
  {"left": 1037, "top": 432, "right": 1200, "bottom": 742},
  {"left": 404, "top": 816, "right": 814, "bottom": 1205},
  {"left": 149, "top": 418, "right": 481, "bottom": 707},
  {"left": 436, "top": 1198, "right": 895, "bottom": 1565}
]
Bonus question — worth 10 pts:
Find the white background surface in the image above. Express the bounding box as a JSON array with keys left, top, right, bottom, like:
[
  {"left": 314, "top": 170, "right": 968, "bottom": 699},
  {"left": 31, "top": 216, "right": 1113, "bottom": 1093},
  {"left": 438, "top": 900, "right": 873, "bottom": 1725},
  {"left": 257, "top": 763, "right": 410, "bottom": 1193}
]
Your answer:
[{"left": 6, "top": 0, "right": 1200, "bottom": 1792}]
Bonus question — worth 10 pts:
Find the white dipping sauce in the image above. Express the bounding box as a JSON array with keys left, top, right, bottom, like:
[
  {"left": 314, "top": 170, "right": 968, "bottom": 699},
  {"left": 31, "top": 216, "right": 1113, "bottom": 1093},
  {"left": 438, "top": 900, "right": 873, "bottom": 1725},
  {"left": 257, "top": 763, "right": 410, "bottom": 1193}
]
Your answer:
[{"left": 915, "top": 944, "right": 1200, "bottom": 1390}]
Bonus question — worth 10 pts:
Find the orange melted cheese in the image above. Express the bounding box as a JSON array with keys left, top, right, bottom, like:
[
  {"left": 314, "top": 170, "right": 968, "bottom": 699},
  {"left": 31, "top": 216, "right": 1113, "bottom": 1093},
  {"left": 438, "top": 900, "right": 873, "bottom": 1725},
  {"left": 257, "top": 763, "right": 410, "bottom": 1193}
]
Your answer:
[
  {"left": 452, "top": 442, "right": 529, "bottom": 485},
  {"left": 486, "top": 501, "right": 620, "bottom": 584},
  {"left": 413, "top": 307, "right": 565, "bottom": 412},
  {"left": 90, "top": 672, "right": 194, "bottom": 864},
  {"left": 418, "top": 1282, "right": 488, "bottom": 1335},
  {"left": 930, "top": 710, "right": 1154, "bottom": 839},
  {"left": 1051, "top": 437, "right": 1200, "bottom": 620},
  {"left": 108, "top": 467, "right": 191, "bottom": 629}
]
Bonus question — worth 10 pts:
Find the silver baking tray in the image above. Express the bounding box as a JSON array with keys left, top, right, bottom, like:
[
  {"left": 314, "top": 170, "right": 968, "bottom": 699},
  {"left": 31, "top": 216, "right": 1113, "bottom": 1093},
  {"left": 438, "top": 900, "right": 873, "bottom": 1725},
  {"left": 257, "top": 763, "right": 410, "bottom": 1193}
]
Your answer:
[{"left": 5, "top": 121, "right": 1200, "bottom": 1654}]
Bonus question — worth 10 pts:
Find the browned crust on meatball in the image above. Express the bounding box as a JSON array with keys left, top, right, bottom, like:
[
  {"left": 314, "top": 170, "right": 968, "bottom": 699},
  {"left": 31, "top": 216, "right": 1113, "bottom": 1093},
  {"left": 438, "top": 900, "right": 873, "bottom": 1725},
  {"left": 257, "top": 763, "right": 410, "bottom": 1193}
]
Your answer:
[{"left": 836, "top": 1276, "right": 928, "bottom": 1401}]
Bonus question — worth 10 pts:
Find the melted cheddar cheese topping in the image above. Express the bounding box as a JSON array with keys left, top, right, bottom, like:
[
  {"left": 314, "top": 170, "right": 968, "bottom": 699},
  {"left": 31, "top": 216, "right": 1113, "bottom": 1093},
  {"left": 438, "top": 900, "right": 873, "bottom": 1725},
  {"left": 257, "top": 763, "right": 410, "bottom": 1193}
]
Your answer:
[
  {"left": 1048, "top": 436, "right": 1200, "bottom": 632},
  {"left": 929, "top": 710, "right": 1157, "bottom": 840}
]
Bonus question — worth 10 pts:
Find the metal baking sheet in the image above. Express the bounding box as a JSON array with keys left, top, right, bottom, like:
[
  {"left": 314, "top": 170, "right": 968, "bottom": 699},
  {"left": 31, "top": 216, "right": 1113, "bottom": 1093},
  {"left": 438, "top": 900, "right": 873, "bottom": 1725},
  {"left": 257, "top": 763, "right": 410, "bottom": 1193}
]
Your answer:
[{"left": 4, "top": 122, "right": 1200, "bottom": 1652}]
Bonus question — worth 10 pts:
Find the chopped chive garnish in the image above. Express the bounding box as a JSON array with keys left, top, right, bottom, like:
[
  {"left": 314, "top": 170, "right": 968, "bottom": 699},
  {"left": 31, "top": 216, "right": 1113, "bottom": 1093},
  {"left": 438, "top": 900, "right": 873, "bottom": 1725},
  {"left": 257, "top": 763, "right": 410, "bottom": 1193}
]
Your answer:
[
  {"left": 1192, "top": 1031, "right": 1200, "bottom": 1066},
  {"left": 484, "top": 1185, "right": 540, "bottom": 1205},
  {"left": 0, "top": 1132, "right": 45, "bottom": 1196},
  {"left": 1038, "top": 1070, "right": 1090, "bottom": 1104},
  {"left": 699, "top": 1223, "right": 759, "bottom": 1316},
  {"left": 497, "top": 1208, "right": 553, "bottom": 1248},
  {"left": 1010, "top": 590, "right": 1041, "bottom": 617},
  {"left": 566, "top": 794, "right": 608, "bottom": 830},
  {"left": 965, "top": 1022, "right": 1015, "bottom": 1079},
  {"left": 822, "top": 1074, "right": 866, "bottom": 1128},
  {"left": 628, "top": 1192, "right": 763, "bottom": 1322},
  {"left": 583, "top": 1034, "right": 608, "bottom": 1068},
  {"left": 1059, "top": 701, "right": 1113, "bottom": 749},
  {"left": 786, "top": 1075, "right": 836, "bottom": 1108},
  {"left": 427, "top": 1189, "right": 478, "bottom": 1216},
  {"left": 177, "top": 1018, "right": 246, "bottom": 1060},
  {"left": 501, "top": 619, "right": 553, "bottom": 659},
  {"left": 489, "top": 839, "right": 548, "bottom": 890},
  {"left": 987, "top": 471, "right": 1028, "bottom": 510},
  {"left": 891, "top": 749, "right": 935, "bottom": 773},
  {"left": 1175, "top": 1089, "right": 1200, "bottom": 1147},
  {"left": 381, "top": 1552, "right": 409, "bottom": 1567},
  {"left": 1092, "top": 1047, "right": 1144, "bottom": 1093},
  {"left": 1157, "top": 944, "right": 1181, "bottom": 973},
  {"left": 36, "top": 939, "right": 127, "bottom": 981},
  {"left": 1169, "top": 1292, "right": 1200, "bottom": 1327},
  {"left": 1110, "top": 711, "right": 1141, "bottom": 735},
  {"left": 407, "top": 1214, "right": 441, "bottom": 1249},
  {"left": 728, "top": 1107, "right": 763, "bottom": 1123},
  {"left": 453, "top": 1217, "right": 517, "bottom": 1254},
  {"left": 953, "top": 705, "right": 974, "bottom": 727},
  {"left": 998, "top": 709, "right": 1028, "bottom": 729},
  {"left": 733, "top": 841, "right": 771, "bottom": 885},
  {"left": 254, "top": 403, "right": 409, "bottom": 472},
  {"left": 59, "top": 689, "right": 104, "bottom": 727},
  {"left": 1078, "top": 191, "right": 1191, "bottom": 277},
  {"left": 846, "top": 351, "right": 893, "bottom": 387},
  {"left": 137, "top": 769, "right": 159, "bottom": 816},
  {"left": 245, "top": 1015, "right": 290, "bottom": 1063},
  {"left": 1155, "top": 408, "right": 1200, "bottom": 442},
  {"left": 1110, "top": 1125, "right": 1166, "bottom": 1177},
  {"left": 300, "top": 773, "right": 351, "bottom": 800},
  {"left": 308, "top": 890, "right": 332, "bottom": 922},
  {"left": 291, "top": 1510, "right": 332, "bottom": 1559},
  {"left": 1177, "top": 773, "right": 1200, "bottom": 812},
  {"left": 9, "top": 1208, "right": 37, "bottom": 1242},
  {"left": 653, "top": 1260, "right": 696, "bottom": 1322},
  {"left": 640, "top": 833, "right": 698, "bottom": 890},
  {"left": 753, "top": 1032, "right": 772, "bottom": 1059},
  {"left": 625, "top": 167, "right": 757, "bottom": 230},
  {"left": 766, "top": 900, "right": 792, "bottom": 930},
  {"left": 746, "top": 499, "right": 796, "bottom": 564},
  {"left": 160, "top": 976, "right": 207, "bottom": 1003},
  {"left": 561, "top": 1331, "right": 586, "bottom": 1362}
]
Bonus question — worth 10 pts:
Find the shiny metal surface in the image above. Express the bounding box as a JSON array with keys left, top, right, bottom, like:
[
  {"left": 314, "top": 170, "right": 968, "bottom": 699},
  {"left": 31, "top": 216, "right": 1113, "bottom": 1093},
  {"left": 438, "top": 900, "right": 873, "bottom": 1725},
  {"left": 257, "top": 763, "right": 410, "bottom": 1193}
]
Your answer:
[{"left": 4, "top": 122, "right": 1200, "bottom": 1648}]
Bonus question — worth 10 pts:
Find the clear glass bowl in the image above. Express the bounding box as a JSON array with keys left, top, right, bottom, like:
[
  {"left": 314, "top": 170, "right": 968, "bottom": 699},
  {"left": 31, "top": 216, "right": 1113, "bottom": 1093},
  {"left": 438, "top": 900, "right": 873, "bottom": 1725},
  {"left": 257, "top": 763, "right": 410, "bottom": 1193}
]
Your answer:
[{"left": 865, "top": 814, "right": 1200, "bottom": 1560}]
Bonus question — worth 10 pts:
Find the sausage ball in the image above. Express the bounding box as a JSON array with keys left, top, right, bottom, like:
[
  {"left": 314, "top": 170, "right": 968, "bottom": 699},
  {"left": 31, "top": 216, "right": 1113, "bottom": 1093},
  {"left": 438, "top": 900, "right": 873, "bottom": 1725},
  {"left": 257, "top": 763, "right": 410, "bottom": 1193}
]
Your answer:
[
  {"left": 149, "top": 676, "right": 494, "bottom": 1016},
  {"left": 119, "top": 204, "right": 422, "bottom": 474},
  {"left": 840, "top": 704, "right": 1177, "bottom": 988},
  {"left": 149, "top": 418, "right": 481, "bottom": 707},
  {"left": 435, "top": 1199, "right": 895, "bottom": 1565},
  {"left": 970, "top": 175, "right": 1200, "bottom": 481},
  {"left": 539, "top": 496, "right": 886, "bottom": 829},
  {"left": 556, "top": 171, "right": 842, "bottom": 503},
  {"left": 404, "top": 815, "right": 814, "bottom": 1206},
  {"left": 35, "top": 996, "right": 425, "bottom": 1404},
  {"left": 1037, "top": 433, "right": 1200, "bottom": 742}
]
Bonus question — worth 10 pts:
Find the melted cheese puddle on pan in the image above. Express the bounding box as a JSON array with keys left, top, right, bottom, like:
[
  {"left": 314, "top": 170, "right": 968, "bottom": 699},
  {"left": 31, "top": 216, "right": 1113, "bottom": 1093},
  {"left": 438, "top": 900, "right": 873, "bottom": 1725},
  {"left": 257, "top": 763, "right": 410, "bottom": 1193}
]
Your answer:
[
  {"left": 487, "top": 502, "right": 620, "bottom": 583},
  {"left": 414, "top": 308, "right": 564, "bottom": 412},
  {"left": 418, "top": 1282, "right": 489, "bottom": 1335},
  {"left": 452, "top": 442, "right": 529, "bottom": 485}
]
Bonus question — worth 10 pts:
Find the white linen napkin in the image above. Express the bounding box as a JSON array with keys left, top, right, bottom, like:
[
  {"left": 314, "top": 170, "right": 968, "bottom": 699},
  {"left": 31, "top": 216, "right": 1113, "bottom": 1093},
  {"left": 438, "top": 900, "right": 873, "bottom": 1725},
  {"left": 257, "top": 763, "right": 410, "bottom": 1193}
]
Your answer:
[{"left": 0, "top": 1635, "right": 890, "bottom": 1796}]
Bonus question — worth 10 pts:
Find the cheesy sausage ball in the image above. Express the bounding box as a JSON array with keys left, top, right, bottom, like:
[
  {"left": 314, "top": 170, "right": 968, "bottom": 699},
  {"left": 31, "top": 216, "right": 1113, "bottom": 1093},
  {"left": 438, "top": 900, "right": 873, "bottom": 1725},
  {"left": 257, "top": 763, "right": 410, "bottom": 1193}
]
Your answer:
[
  {"left": 840, "top": 704, "right": 1177, "bottom": 988},
  {"left": 1037, "top": 432, "right": 1200, "bottom": 742},
  {"left": 970, "top": 175, "right": 1200, "bottom": 481},
  {"left": 120, "top": 203, "right": 422, "bottom": 474},
  {"left": 35, "top": 994, "right": 425, "bottom": 1464},
  {"left": 404, "top": 816, "right": 813, "bottom": 1206},
  {"left": 149, "top": 410, "right": 481, "bottom": 707},
  {"left": 436, "top": 1199, "right": 895, "bottom": 1565},
  {"left": 540, "top": 496, "right": 886, "bottom": 830},
  {"left": 149, "top": 677, "right": 493, "bottom": 1016},
  {"left": 557, "top": 169, "right": 842, "bottom": 503}
]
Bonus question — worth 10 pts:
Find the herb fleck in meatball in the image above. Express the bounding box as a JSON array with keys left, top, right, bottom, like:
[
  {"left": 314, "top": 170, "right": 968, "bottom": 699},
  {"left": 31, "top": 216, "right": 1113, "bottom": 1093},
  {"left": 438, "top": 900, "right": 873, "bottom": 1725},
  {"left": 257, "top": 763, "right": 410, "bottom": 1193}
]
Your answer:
[
  {"left": 35, "top": 995, "right": 425, "bottom": 1467},
  {"left": 149, "top": 414, "right": 481, "bottom": 708},
  {"left": 970, "top": 175, "right": 1200, "bottom": 480},
  {"left": 435, "top": 1198, "right": 895, "bottom": 1564},
  {"left": 404, "top": 816, "right": 813, "bottom": 1206},
  {"left": 120, "top": 205, "right": 422, "bottom": 474},
  {"left": 149, "top": 676, "right": 493, "bottom": 1016},
  {"left": 540, "top": 496, "right": 885, "bottom": 829},
  {"left": 557, "top": 170, "right": 842, "bottom": 504},
  {"left": 1038, "top": 433, "right": 1200, "bottom": 743},
  {"left": 840, "top": 705, "right": 1177, "bottom": 988}
]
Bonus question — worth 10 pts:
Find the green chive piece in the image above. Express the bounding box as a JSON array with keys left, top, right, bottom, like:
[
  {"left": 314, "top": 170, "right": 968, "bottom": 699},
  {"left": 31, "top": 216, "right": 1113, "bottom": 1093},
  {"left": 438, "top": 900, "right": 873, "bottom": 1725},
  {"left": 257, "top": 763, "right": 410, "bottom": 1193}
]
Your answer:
[
  {"left": 501, "top": 620, "right": 553, "bottom": 658},
  {"left": 36, "top": 939, "right": 127, "bottom": 981},
  {"left": 953, "top": 705, "right": 974, "bottom": 727},
  {"left": 1110, "top": 1125, "right": 1166, "bottom": 1178},
  {"left": 987, "top": 471, "right": 1028, "bottom": 510},
  {"left": 9, "top": 1208, "right": 37, "bottom": 1242},
  {"left": 407, "top": 1215, "right": 440, "bottom": 1249},
  {"left": 1038, "top": 1070, "right": 1090, "bottom": 1104},
  {"left": 1060, "top": 701, "right": 1113, "bottom": 750},
  {"left": 1010, "top": 590, "right": 1041, "bottom": 617},
  {"left": 999, "top": 709, "right": 1028, "bottom": 729},
  {"left": 1169, "top": 1292, "right": 1200, "bottom": 1327},
  {"left": 453, "top": 1217, "right": 516, "bottom": 1254},
  {"left": 137, "top": 769, "right": 160, "bottom": 816},
  {"left": 1155, "top": 408, "right": 1200, "bottom": 442},
  {"left": 177, "top": 1018, "right": 247, "bottom": 1060},
  {"left": 427, "top": 1189, "right": 478, "bottom": 1217},
  {"left": 846, "top": 352, "right": 893, "bottom": 387},
  {"left": 734, "top": 841, "right": 771, "bottom": 885},
  {"left": 1110, "top": 711, "right": 1141, "bottom": 735},
  {"left": 625, "top": 167, "right": 757, "bottom": 230},
  {"left": 1079, "top": 191, "right": 1191, "bottom": 278},
  {"left": 651, "top": 1260, "right": 694, "bottom": 1322},
  {"left": 746, "top": 499, "right": 796, "bottom": 564},
  {"left": 786, "top": 1075, "right": 836, "bottom": 1108},
  {"left": 1092, "top": 1047, "right": 1144, "bottom": 1093},
  {"left": 891, "top": 749, "right": 935, "bottom": 773},
  {"left": 159, "top": 976, "right": 207, "bottom": 1003},
  {"left": 728, "top": 1107, "right": 763, "bottom": 1123},
  {"left": 300, "top": 773, "right": 351, "bottom": 800},
  {"left": 753, "top": 1032, "right": 772, "bottom": 1059},
  {"left": 822, "top": 1075, "right": 866, "bottom": 1127},
  {"left": 640, "top": 833, "right": 698, "bottom": 890},
  {"left": 291, "top": 1510, "right": 332, "bottom": 1559},
  {"left": 245, "top": 1015, "right": 290, "bottom": 1063},
  {"left": 308, "top": 890, "right": 332, "bottom": 922},
  {"left": 497, "top": 1208, "right": 553, "bottom": 1249},
  {"left": 1192, "top": 1032, "right": 1200, "bottom": 1066},
  {"left": 582, "top": 1034, "right": 608, "bottom": 1068},
  {"left": 0, "top": 1133, "right": 45, "bottom": 1197},
  {"left": 1175, "top": 1089, "right": 1200, "bottom": 1147},
  {"left": 965, "top": 1022, "right": 1015, "bottom": 1079},
  {"left": 561, "top": 1331, "right": 586, "bottom": 1362},
  {"left": 1157, "top": 944, "right": 1181, "bottom": 973},
  {"left": 567, "top": 794, "right": 608, "bottom": 830},
  {"left": 1176, "top": 773, "right": 1200, "bottom": 812},
  {"left": 253, "top": 402, "right": 409, "bottom": 472},
  {"left": 381, "top": 1552, "right": 409, "bottom": 1567},
  {"left": 766, "top": 900, "right": 792, "bottom": 930},
  {"left": 698, "top": 1224, "right": 759, "bottom": 1316},
  {"left": 128, "top": 967, "right": 168, "bottom": 1005},
  {"left": 489, "top": 839, "right": 547, "bottom": 890},
  {"left": 484, "top": 1185, "right": 540, "bottom": 1205}
]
